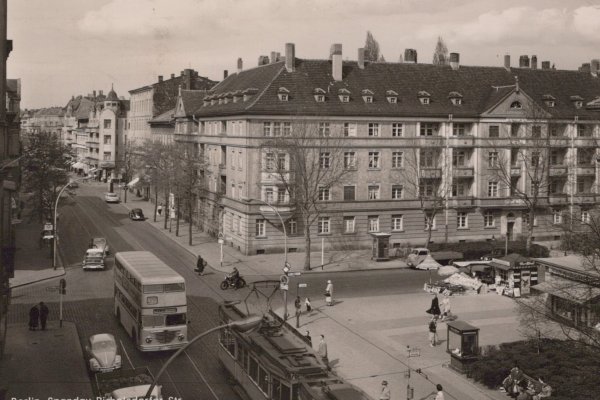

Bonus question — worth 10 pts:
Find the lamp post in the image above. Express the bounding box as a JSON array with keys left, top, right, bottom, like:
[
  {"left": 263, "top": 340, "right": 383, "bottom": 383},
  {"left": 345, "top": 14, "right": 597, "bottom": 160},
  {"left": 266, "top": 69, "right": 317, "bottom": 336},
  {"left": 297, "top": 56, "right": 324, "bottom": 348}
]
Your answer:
[
  {"left": 53, "top": 175, "right": 90, "bottom": 270},
  {"left": 145, "top": 315, "right": 263, "bottom": 398}
]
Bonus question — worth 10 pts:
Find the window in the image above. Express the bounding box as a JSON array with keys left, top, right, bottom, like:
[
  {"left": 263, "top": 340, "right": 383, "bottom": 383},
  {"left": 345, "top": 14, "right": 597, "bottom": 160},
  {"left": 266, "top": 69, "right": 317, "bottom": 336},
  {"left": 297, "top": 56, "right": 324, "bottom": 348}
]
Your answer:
[
  {"left": 344, "top": 152, "right": 356, "bottom": 169},
  {"left": 488, "top": 152, "right": 498, "bottom": 168},
  {"left": 368, "top": 123, "right": 380, "bottom": 137},
  {"left": 549, "top": 180, "right": 561, "bottom": 194},
  {"left": 577, "top": 124, "right": 588, "bottom": 137},
  {"left": 549, "top": 125, "right": 562, "bottom": 137},
  {"left": 550, "top": 150, "right": 562, "bottom": 165},
  {"left": 488, "top": 125, "right": 499, "bottom": 137},
  {"left": 318, "top": 122, "right": 330, "bottom": 137},
  {"left": 510, "top": 101, "right": 522, "bottom": 109},
  {"left": 392, "top": 185, "right": 404, "bottom": 199},
  {"left": 510, "top": 123, "right": 520, "bottom": 137},
  {"left": 552, "top": 209, "right": 563, "bottom": 225},
  {"left": 256, "top": 219, "right": 266, "bottom": 237},
  {"left": 391, "top": 215, "right": 403, "bottom": 231},
  {"left": 265, "top": 153, "right": 275, "bottom": 170},
  {"left": 264, "top": 188, "right": 274, "bottom": 203},
  {"left": 232, "top": 215, "right": 238, "bottom": 233},
  {"left": 319, "top": 152, "right": 331, "bottom": 168},
  {"left": 340, "top": 95, "right": 350, "bottom": 103},
  {"left": 451, "top": 182, "right": 466, "bottom": 197},
  {"left": 344, "top": 216, "right": 355, "bottom": 233},
  {"left": 368, "top": 216, "right": 379, "bottom": 232},
  {"left": 104, "top": 135, "right": 112, "bottom": 145},
  {"left": 277, "top": 154, "right": 286, "bottom": 170},
  {"left": 103, "top": 119, "right": 111, "bottom": 129},
  {"left": 343, "top": 186, "right": 355, "bottom": 201},
  {"left": 577, "top": 180, "right": 586, "bottom": 194},
  {"left": 484, "top": 211, "right": 495, "bottom": 227},
  {"left": 420, "top": 123, "right": 437, "bottom": 136},
  {"left": 288, "top": 219, "right": 297, "bottom": 235},
  {"left": 282, "top": 122, "right": 291, "bottom": 136},
  {"left": 424, "top": 215, "right": 436, "bottom": 230},
  {"left": 531, "top": 125, "right": 542, "bottom": 137},
  {"left": 453, "top": 123, "right": 466, "bottom": 136},
  {"left": 318, "top": 217, "right": 330, "bottom": 234},
  {"left": 392, "top": 123, "right": 403, "bottom": 137},
  {"left": 343, "top": 122, "right": 357, "bottom": 137},
  {"left": 368, "top": 185, "right": 380, "bottom": 200},
  {"left": 368, "top": 152, "right": 380, "bottom": 169},
  {"left": 315, "top": 94, "right": 325, "bottom": 103},
  {"left": 531, "top": 151, "right": 540, "bottom": 167},
  {"left": 575, "top": 101, "right": 583, "bottom": 109},
  {"left": 238, "top": 151, "right": 243, "bottom": 169},
  {"left": 231, "top": 183, "right": 236, "bottom": 199},
  {"left": 392, "top": 151, "right": 404, "bottom": 168},
  {"left": 263, "top": 122, "right": 272, "bottom": 137},
  {"left": 103, "top": 152, "right": 111, "bottom": 161},
  {"left": 273, "top": 122, "right": 282, "bottom": 136},
  {"left": 457, "top": 212, "right": 468, "bottom": 229},
  {"left": 279, "top": 93, "right": 288, "bottom": 101},
  {"left": 277, "top": 187, "right": 286, "bottom": 203},
  {"left": 578, "top": 150, "right": 593, "bottom": 165},
  {"left": 452, "top": 150, "right": 466, "bottom": 167},
  {"left": 318, "top": 187, "right": 331, "bottom": 201},
  {"left": 388, "top": 96, "right": 397, "bottom": 104},
  {"left": 420, "top": 97, "right": 430, "bottom": 105},
  {"left": 420, "top": 151, "right": 435, "bottom": 167},
  {"left": 419, "top": 181, "right": 435, "bottom": 197},
  {"left": 522, "top": 212, "right": 538, "bottom": 227},
  {"left": 581, "top": 211, "right": 590, "bottom": 224},
  {"left": 487, "top": 182, "right": 498, "bottom": 197}
]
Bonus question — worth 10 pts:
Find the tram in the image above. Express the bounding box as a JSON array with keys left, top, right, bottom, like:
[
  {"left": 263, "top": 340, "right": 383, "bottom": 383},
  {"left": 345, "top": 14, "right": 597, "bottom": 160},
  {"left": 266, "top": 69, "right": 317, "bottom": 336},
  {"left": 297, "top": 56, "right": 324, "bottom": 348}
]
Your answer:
[{"left": 217, "top": 303, "right": 374, "bottom": 400}]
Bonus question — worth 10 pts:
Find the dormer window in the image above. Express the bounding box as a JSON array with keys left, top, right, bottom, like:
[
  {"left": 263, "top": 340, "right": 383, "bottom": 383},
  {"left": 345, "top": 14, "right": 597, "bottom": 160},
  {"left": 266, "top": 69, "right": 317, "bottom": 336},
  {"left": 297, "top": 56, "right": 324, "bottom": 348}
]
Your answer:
[
  {"left": 313, "top": 88, "right": 326, "bottom": 103},
  {"left": 232, "top": 91, "right": 242, "bottom": 103},
  {"left": 278, "top": 87, "right": 290, "bottom": 101},
  {"left": 338, "top": 88, "right": 351, "bottom": 103},
  {"left": 575, "top": 101, "right": 583, "bottom": 109},
  {"left": 510, "top": 101, "right": 522, "bottom": 109},
  {"left": 386, "top": 90, "right": 398, "bottom": 104},
  {"left": 243, "top": 88, "right": 259, "bottom": 102},
  {"left": 448, "top": 92, "right": 463, "bottom": 106},
  {"left": 362, "top": 89, "right": 374, "bottom": 103},
  {"left": 542, "top": 94, "right": 556, "bottom": 107},
  {"left": 570, "top": 95, "right": 584, "bottom": 109},
  {"left": 418, "top": 91, "right": 431, "bottom": 105}
]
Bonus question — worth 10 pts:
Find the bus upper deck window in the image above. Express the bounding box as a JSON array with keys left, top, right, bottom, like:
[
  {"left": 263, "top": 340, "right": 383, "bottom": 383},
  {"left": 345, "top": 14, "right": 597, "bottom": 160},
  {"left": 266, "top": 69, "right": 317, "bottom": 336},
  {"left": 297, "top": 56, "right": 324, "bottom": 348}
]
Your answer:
[{"left": 164, "top": 283, "right": 185, "bottom": 292}]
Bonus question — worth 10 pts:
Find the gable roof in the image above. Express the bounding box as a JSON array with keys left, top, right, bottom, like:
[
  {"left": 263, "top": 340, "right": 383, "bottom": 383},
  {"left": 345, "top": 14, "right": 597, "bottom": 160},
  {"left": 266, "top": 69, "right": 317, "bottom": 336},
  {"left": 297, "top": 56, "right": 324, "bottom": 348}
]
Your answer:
[
  {"left": 178, "top": 90, "right": 209, "bottom": 117},
  {"left": 193, "top": 59, "right": 600, "bottom": 120}
]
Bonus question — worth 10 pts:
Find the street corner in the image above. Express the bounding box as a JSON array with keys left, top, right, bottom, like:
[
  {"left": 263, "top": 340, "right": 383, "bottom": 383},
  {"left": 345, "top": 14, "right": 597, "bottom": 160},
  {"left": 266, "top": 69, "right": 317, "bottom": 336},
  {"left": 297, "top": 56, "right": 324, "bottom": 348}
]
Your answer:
[{"left": 9, "top": 267, "right": 66, "bottom": 288}]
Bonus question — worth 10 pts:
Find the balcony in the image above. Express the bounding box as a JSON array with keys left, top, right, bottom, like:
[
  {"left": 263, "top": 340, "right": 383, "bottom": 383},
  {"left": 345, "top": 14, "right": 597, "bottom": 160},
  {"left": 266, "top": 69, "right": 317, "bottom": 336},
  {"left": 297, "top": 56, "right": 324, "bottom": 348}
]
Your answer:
[
  {"left": 574, "top": 138, "right": 596, "bottom": 147},
  {"left": 549, "top": 138, "right": 570, "bottom": 147},
  {"left": 448, "top": 136, "right": 475, "bottom": 147},
  {"left": 452, "top": 167, "right": 474, "bottom": 178},
  {"left": 412, "top": 137, "right": 445, "bottom": 147},
  {"left": 510, "top": 167, "right": 521, "bottom": 177},
  {"left": 420, "top": 168, "right": 442, "bottom": 179},
  {"left": 258, "top": 203, "right": 295, "bottom": 224},
  {"left": 574, "top": 194, "right": 598, "bottom": 204},
  {"left": 549, "top": 166, "right": 568, "bottom": 176},
  {"left": 548, "top": 194, "right": 569, "bottom": 205},
  {"left": 576, "top": 166, "right": 596, "bottom": 176},
  {"left": 448, "top": 197, "right": 475, "bottom": 208},
  {"left": 476, "top": 197, "right": 527, "bottom": 208},
  {"left": 99, "top": 161, "right": 115, "bottom": 169},
  {"left": 260, "top": 171, "right": 289, "bottom": 184}
]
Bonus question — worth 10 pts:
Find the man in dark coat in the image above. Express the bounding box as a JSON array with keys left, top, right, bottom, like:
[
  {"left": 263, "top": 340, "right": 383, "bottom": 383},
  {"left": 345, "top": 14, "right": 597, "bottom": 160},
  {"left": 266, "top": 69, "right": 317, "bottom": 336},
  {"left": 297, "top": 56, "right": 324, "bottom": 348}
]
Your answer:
[
  {"left": 39, "top": 302, "right": 49, "bottom": 330},
  {"left": 195, "top": 255, "right": 205, "bottom": 275},
  {"left": 427, "top": 294, "right": 441, "bottom": 319},
  {"left": 29, "top": 305, "right": 39, "bottom": 331}
]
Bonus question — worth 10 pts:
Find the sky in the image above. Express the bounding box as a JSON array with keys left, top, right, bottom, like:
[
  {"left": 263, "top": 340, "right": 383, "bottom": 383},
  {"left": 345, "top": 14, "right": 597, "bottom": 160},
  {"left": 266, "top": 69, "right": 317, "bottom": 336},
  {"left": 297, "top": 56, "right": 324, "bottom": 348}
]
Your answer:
[{"left": 7, "top": 0, "right": 600, "bottom": 109}]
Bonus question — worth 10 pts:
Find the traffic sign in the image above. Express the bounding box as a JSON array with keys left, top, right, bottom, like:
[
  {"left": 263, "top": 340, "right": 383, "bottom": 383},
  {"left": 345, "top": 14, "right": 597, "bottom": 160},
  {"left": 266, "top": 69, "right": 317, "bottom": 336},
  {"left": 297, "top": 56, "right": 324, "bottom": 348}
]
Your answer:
[
  {"left": 218, "top": 239, "right": 224, "bottom": 244},
  {"left": 44, "top": 223, "right": 53, "bottom": 231},
  {"left": 280, "top": 275, "right": 289, "bottom": 285},
  {"left": 280, "top": 283, "right": 289, "bottom": 291},
  {"left": 289, "top": 272, "right": 302, "bottom": 277},
  {"left": 298, "top": 283, "right": 308, "bottom": 288}
]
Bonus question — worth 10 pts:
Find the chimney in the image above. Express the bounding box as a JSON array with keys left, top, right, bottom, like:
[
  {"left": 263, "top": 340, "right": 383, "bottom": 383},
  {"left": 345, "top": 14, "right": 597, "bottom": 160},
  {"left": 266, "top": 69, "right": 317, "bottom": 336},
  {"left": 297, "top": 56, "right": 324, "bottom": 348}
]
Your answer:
[
  {"left": 519, "top": 55, "right": 530, "bottom": 68},
  {"left": 330, "top": 43, "right": 343, "bottom": 81},
  {"left": 223, "top": 70, "right": 228, "bottom": 79},
  {"left": 270, "top": 51, "right": 277, "bottom": 64},
  {"left": 237, "top": 58, "right": 243, "bottom": 73},
  {"left": 276, "top": 52, "right": 281, "bottom": 61},
  {"left": 285, "top": 43, "right": 295, "bottom": 72},
  {"left": 404, "top": 49, "right": 417, "bottom": 63},
  {"left": 171, "top": 73, "right": 175, "bottom": 79},
  {"left": 541, "top": 61, "right": 550, "bottom": 70},
  {"left": 449, "top": 52, "right": 460, "bottom": 70},
  {"left": 258, "top": 55, "right": 269, "bottom": 66},
  {"left": 357, "top": 48, "right": 365, "bottom": 69},
  {"left": 93, "top": 90, "right": 96, "bottom": 98},
  {"left": 99, "top": 90, "right": 103, "bottom": 96},
  {"left": 591, "top": 59, "right": 600, "bottom": 75},
  {"left": 504, "top": 54, "right": 511, "bottom": 70},
  {"left": 158, "top": 75, "right": 163, "bottom": 82},
  {"left": 531, "top": 55, "right": 537, "bottom": 70},
  {"left": 580, "top": 63, "right": 591, "bottom": 73}
]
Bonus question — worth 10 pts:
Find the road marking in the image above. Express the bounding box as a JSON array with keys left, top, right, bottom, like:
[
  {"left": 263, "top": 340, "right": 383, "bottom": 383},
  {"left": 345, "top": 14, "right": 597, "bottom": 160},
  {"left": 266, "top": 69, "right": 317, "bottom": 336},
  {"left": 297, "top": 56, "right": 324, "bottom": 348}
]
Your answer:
[
  {"left": 163, "top": 367, "right": 183, "bottom": 400},
  {"left": 119, "top": 339, "right": 135, "bottom": 369},
  {"left": 184, "top": 350, "right": 220, "bottom": 400}
]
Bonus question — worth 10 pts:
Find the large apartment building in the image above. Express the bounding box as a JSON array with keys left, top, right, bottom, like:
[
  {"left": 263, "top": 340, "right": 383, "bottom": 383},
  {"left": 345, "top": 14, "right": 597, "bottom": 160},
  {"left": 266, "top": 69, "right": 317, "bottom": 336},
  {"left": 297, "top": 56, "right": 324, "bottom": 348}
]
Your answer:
[{"left": 176, "top": 44, "right": 600, "bottom": 256}]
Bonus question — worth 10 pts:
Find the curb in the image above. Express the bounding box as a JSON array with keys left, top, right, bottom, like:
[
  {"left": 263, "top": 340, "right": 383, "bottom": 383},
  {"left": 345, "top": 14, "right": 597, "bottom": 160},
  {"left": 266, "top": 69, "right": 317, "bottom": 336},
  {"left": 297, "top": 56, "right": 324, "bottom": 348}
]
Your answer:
[{"left": 10, "top": 246, "right": 67, "bottom": 289}]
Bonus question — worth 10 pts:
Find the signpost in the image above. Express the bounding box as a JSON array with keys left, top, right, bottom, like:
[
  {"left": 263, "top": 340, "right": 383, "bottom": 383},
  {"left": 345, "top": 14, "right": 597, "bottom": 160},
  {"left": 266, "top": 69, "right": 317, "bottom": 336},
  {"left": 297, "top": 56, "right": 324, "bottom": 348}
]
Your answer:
[{"left": 218, "top": 233, "right": 224, "bottom": 267}]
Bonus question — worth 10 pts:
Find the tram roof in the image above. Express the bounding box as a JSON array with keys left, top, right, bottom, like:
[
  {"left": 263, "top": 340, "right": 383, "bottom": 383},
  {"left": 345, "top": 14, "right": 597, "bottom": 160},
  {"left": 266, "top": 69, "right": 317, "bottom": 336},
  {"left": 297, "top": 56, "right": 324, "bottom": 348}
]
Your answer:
[
  {"left": 300, "top": 381, "right": 374, "bottom": 400},
  {"left": 115, "top": 251, "right": 184, "bottom": 284}
]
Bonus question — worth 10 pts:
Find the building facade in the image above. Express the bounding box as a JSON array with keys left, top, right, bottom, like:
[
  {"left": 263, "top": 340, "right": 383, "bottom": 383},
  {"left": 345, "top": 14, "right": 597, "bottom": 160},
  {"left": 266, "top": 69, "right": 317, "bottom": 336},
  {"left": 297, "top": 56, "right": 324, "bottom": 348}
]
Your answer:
[{"left": 173, "top": 44, "right": 600, "bottom": 256}]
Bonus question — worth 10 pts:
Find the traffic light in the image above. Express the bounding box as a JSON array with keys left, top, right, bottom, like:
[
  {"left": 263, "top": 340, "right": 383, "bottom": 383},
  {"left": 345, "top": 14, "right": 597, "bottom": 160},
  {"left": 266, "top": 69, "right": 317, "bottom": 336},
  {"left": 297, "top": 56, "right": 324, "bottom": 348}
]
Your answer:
[{"left": 59, "top": 279, "right": 66, "bottom": 295}]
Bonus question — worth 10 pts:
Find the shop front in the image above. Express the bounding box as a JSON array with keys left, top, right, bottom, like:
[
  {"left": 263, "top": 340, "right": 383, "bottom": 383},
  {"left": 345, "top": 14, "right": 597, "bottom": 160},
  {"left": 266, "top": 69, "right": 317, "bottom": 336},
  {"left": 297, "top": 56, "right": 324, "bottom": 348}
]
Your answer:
[{"left": 488, "top": 253, "right": 540, "bottom": 297}]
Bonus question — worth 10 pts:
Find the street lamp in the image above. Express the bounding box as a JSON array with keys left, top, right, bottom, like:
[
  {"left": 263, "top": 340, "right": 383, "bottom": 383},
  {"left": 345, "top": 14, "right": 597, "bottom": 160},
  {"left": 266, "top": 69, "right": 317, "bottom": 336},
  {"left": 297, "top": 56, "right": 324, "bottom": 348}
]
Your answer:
[
  {"left": 145, "top": 315, "right": 263, "bottom": 398},
  {"left": 52, "top": 175, "right": 90, "bottom": 270}
]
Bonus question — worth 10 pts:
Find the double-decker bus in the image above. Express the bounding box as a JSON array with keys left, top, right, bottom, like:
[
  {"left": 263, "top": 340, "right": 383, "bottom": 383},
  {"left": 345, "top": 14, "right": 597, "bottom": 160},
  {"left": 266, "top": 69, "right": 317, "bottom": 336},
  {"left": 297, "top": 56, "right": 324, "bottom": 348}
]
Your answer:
[
  {"left": 114, "top": 251, "right": 188, "bottom": 351},
  {"left": 217, "top": 303, "right": 374, "bottom": 400}
]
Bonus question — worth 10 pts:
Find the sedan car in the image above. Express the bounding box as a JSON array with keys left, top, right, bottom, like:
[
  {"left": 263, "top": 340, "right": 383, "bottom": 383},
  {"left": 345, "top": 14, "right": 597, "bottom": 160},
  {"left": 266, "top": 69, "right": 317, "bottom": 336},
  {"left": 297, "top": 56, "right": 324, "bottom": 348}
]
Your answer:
[
  {"left": 85, "top": 333, "right": 122, "bottom": 373},
  {"left": 129, "top": 208, "right": 145, "bottom": 221},
  {"left": 104, "top": 192, "right": 120, "bottom": 203},
  {"left": 68, "top": 181, "right": 79, "bottom": 188},
  {"left": 90, "top": 237, "right": 109, "bottom": 255}
]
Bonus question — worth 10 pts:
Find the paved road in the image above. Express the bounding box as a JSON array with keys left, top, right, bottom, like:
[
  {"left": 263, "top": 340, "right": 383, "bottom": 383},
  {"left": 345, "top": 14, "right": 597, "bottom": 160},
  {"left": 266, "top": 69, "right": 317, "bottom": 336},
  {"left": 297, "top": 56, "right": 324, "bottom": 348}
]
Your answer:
[{"left": 10, "top": 182, "right": 434, "bottom": 398}]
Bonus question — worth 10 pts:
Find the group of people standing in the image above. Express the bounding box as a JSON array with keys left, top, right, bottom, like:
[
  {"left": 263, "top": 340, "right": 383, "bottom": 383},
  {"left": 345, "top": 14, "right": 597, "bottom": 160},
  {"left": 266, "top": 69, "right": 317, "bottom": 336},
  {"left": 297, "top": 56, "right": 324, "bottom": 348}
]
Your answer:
[
  {"left": 425, "top": 293, "right": 452, "bottom": 347},
  {"left": 28, "top": 302, "right": 49, "bottom": 331}
]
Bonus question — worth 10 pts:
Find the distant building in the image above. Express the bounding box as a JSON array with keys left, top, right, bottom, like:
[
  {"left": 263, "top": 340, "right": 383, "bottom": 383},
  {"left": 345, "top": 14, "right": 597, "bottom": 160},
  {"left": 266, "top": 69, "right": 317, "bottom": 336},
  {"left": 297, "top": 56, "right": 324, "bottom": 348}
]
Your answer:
[{"left": 25, "top": 106, "right": 64, "bottom": 136}]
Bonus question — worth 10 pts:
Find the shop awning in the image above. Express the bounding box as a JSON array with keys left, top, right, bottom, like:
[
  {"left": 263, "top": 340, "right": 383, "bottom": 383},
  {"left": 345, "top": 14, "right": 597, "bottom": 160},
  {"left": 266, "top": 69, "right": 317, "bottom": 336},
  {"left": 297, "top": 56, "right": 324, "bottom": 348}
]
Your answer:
[
  {"left": 72, "top": 162, "right": 84, "bottom": 169},
  {"left": 533, "top": 278, "right": 600, "bottom": 304},
  {"left": 127, "top": 177, "right": 140, "bottom": 187}
]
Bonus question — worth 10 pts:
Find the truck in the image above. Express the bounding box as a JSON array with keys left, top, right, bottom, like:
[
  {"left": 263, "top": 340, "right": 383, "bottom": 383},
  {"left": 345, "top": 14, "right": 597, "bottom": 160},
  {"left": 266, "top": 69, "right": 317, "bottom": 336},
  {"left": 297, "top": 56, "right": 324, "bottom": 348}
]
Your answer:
[
  {"left": 83, "top": 238, "right": 109, "bottom": 270},
  {"left": 406, "top": 247, "right": 463, "bottom": 268},
  {"left": 94, "top": 366, "right": 161, "bottom": 400}
]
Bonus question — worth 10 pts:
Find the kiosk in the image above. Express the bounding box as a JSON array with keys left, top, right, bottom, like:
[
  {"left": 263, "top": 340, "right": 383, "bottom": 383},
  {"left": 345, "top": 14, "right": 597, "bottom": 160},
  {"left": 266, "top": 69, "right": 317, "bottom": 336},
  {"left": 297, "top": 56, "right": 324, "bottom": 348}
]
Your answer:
[
  {"left": 446, "top": 320, "right": 479, "bottom": 374},
  {"left": 370, "top": 233, "right": 391, "bottom": 261}
]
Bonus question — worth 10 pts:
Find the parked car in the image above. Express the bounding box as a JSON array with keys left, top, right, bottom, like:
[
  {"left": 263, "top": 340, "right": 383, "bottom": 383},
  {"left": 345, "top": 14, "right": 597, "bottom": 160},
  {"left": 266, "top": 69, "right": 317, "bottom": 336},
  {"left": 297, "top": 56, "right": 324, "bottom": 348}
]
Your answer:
[
  {"left": 406, "top": 248, "right": 464, "bottom": 268},
  {"left": 129, "top": 208, "right": 145, "bottom": 221},
  {"left": 85, "top": 333, "right": 122, "bottom": 373},
  {"left": 68, "top": 181, "right": 79, "bottom": 188},
  {"left": 104, "top": 192, "right": 120, "bottom": 203},
  {"left": 90, "top": 237, "right": 109, "bottom": 255}
]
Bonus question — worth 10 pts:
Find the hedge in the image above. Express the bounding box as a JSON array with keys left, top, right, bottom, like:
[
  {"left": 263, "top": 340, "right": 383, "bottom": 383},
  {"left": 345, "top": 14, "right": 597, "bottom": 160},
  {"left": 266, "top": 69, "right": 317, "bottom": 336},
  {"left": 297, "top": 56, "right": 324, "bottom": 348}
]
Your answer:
[{"left": 428, "top": 240, "right": 549, "bottom": 260}]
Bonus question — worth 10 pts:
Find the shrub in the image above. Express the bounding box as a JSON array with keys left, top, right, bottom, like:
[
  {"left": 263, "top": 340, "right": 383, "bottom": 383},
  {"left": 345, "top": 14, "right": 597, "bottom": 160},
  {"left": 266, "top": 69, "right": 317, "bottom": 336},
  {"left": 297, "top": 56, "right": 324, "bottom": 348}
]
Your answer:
[{"left": 428, "top": 240, "right": 549, "bottom": 259}]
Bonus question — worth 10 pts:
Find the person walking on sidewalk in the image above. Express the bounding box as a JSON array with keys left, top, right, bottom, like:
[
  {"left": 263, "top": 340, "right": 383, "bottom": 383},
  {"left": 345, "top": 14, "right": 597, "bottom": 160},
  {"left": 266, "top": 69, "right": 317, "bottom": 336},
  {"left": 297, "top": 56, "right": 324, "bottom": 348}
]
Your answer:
[
  {"left": 379, "top": 380, "right": 391, "bottom": 400},
  {"left": 325, "top": 280, "right": 333, "bottom": 306},
  {"left": 39, "top": 302, "right": 49, "bottom": 330},
  {"left": 318, "top": 334, "right": 329, "bottom": 368},
  {"left": 28, "top": 305, "right": 39, "bottom": 331},
  {"left": 440, "top": 294, "right": 451, "bottom": 321},
  {"left": 305, "top": 297, "right": 312, "bottom": 313},
  {"left": 426, "top": 293, "right": 441, "bottom": 319},
  {"left": 305, "top": 330, "right": 312, "bottom": 346},
  {"left": 157, "top": 203, "right": 163, "bottom": 216},
  {"left": 195, "top": 255, "right": 205, "bottom": 275},
  {"left": 428, "top": 317, "right": 437, "bottom": 347},
  {"left": 420, "top": 384, "right": 445, "bottom": 400},
  {"left": 294, "top": 296, "right": 302, "bottom": 328}
]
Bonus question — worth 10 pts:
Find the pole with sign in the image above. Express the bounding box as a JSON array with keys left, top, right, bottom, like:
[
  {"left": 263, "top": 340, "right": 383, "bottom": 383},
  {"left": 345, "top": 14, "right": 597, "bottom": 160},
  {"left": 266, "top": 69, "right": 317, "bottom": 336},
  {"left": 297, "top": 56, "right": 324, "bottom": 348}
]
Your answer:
[
  {"left": 59, "top": 279, "right": 66, "bottom": 328},
  {"left": 218, "top": 233, "right": 224, "bottom": 268}
]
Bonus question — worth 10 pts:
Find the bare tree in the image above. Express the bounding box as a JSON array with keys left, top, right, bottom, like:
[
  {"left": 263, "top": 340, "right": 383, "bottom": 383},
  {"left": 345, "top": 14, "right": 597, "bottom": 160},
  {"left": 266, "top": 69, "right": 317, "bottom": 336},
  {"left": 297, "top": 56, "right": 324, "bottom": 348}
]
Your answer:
[
  {"left": 364, "top": 31, "right": 381, "bottom": 62},
  {"left": 432, "top": 36, "right": 449, "bottom": 66},
  {"left": 142, "top": 139, "right": 175, "bottom": 223},
  {"left": 264, "top": 120, "right": 349, "bottom": 270},
  {"left": 117, "top": 138, "right": 141, "bottom": 203}
]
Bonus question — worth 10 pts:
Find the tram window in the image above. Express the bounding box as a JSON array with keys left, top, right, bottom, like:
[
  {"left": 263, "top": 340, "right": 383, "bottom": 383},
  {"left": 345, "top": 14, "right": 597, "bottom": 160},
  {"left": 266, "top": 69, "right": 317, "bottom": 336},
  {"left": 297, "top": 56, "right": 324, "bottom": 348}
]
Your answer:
[
  {"left": 166, "top": 313, "right": 186, "bottom": 326},
  {"left": 219, "top": 329, "right": 236, "bottom": 357},
  {"left": 258, "top": 365, "right": 269, "bottom": 394},
  {"left": 249, "top": 357, "right": 259, "bottom": 382}
]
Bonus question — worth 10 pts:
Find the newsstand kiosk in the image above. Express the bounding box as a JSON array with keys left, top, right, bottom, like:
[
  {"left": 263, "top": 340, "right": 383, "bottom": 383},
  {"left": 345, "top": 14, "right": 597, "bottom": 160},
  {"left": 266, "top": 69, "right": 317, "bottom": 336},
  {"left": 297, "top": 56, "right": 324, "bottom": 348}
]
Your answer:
[{"left": 446, "top": 320, "right": 479, "bottom": 374}]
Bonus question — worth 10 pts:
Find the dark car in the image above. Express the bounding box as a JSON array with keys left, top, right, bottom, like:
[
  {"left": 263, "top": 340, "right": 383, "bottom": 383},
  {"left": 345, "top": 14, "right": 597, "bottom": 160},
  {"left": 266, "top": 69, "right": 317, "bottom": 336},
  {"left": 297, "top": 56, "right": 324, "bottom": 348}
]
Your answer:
[{"left": 129, "top": 208, "right": 145, "bottom": 221}]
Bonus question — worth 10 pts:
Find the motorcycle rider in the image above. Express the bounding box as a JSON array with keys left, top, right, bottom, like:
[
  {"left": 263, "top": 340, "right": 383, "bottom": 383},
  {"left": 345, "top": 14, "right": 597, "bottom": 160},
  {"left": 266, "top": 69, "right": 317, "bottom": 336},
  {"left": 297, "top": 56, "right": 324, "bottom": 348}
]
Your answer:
[{"left": 229, "top": 267, "right": 241, "bottom": 287}]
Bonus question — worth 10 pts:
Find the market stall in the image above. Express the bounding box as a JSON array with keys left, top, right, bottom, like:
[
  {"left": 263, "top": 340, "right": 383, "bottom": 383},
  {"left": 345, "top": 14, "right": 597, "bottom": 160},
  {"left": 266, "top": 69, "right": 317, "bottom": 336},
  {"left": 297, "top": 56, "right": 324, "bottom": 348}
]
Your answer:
[{"left": 488, "top": 253, "right": 539, "bottom": 297}]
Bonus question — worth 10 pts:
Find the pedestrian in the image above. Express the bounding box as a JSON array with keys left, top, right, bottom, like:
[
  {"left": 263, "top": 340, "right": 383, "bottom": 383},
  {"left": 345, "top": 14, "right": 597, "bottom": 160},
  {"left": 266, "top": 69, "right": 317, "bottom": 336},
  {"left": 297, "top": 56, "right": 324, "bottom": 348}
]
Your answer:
[
  {"left": 305, "top": 297, "right": 312, "bottom": 313},
  {"left": 294, "top": 296, "right": 302, "bottom": 328},
  {"left": 440, "top": 294, "right": 451, "bottom": 321},
  {"left": 39, "top": 301, "right": 49, "bottom": 330},
  {"left": 325, "top": 280, "right": 333, "bottom": 306},
  {"left": 428, "top": 317, "right": 437, "bottom": 347},
  {"left": 379, "top": 380, "right": 391, "bottom": 400},
  {"left": 426, "top": 293, "right": 441, "bottom": 319},
  {"left": 305, "top": 330, "right": 312, "bottom": 346},
  {"left": 28, "top": 305, "right": 39, "bottom": 331},
  {"left": 195, "top": 255, "right": 205, "bottom": 275},
  {"left": 157, "top": 203, "right": 163, "bottom": 216},
  {"left": 434, "top": 384, "right": 445, "bottom": 400},
  {"left": 318, "top": 334, "right": 329, "bottom": 368}
]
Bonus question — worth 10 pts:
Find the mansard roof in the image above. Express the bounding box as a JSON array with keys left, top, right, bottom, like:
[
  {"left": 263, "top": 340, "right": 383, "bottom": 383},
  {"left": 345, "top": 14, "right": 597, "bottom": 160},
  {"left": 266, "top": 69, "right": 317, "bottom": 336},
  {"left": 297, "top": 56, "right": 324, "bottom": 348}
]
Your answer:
[{"left": 192, "top": 59, "right": 600, "bottom": 120}]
